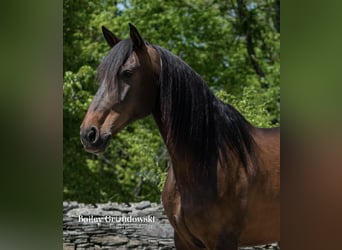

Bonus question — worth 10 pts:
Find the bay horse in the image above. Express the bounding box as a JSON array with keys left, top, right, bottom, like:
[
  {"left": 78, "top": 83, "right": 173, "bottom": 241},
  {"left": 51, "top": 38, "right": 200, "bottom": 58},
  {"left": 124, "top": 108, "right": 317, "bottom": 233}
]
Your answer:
[{"left": 80, "top": 24, "right": 280, "bottom": 249}]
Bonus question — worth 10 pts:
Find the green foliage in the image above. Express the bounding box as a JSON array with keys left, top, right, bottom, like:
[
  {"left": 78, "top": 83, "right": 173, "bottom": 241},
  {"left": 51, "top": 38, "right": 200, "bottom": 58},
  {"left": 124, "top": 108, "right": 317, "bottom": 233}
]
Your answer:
[
  {"left": 215, "top": 85, "right": 275, "bottom": 128},
  {"left": 64, "top": 0, "right": 280, "bottom": 203}
]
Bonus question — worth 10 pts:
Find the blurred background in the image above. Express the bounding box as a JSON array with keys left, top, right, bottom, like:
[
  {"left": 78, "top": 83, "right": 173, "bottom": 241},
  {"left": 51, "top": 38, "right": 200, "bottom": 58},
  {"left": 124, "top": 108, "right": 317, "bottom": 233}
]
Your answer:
[{"left": 63, "top": 0, "right": 280, "bottom": 204}]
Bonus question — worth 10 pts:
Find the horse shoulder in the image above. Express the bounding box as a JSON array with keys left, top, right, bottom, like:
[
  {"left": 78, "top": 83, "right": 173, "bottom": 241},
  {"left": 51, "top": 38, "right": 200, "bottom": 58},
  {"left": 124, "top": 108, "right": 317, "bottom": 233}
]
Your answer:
[
  {"left": 238, "top": 127, "right": 280, "bottom": 245},
  {"left": 252, "top": 127, "right": 280, "bottom": 197}
]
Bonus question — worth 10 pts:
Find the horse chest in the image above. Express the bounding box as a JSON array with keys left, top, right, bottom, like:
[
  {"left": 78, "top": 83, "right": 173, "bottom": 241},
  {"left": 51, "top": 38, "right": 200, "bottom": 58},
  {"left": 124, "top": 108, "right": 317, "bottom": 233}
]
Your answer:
[
  {"left": 162, "top": 168, "right": 214, "bottom": 241},
  {"left": 168, "top": 194, "right": 244, "bottom": 249}
]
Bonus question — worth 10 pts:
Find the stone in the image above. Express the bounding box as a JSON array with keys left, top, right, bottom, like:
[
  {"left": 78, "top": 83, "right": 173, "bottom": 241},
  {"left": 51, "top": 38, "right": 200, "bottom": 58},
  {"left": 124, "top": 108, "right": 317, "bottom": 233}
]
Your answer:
[
  {"left": 126, "top": 239, "right": 141, "bottom": 248},
  {"left": 139, "top": 223, "right": 173, "bottom": 238},
  {"left": 91, "top": 235, "right": 129, "bottom": 246},
  {"left": 146, "top": 238, "right": 158, "bottom": 245},
  {"left": 63, "top": 243, "right": 75, "bottom": 250},
  {"left": 116, "top": 207, "right": 133, "bottom": 213},
  {"left": 83, "top": 228, "right": 106, "bottom": 235},
  {"left": 76, "top": 243, "right": 94, "bottom": 250},
  {"left": 159, "top": 239, "right": 174, "bottom": 246},
  {"left": 99, "top": 202, "right": 133, "bottom": 213},
  {"left": 63, "top": 230, "right": 86, "bottom": 237},
  {"left": 135, "top": 201, "right": 151, "bottom": 210},
  {"left": 74, "top": 237, "right": 88, "bottom": 244},
  {"left": 66, "top": 207, "right": 121, "bottom": 218},
  {"left": 159, "top": 247, "right": 174, "bottom": 250},
  {"left": 70, "top": 201, "right": 79, "bottom": 208},
  {"left": 77, "top": 243, "right": 94, "bottom": 247}
]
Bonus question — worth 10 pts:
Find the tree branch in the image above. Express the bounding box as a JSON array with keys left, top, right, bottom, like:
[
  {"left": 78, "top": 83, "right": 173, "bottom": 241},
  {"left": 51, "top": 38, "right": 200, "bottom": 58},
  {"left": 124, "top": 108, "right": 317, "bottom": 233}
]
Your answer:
[
  {"left": 274, "top": 0, "right": 280, "bottom": 33},
  {"left": 237, "top": 0, "right": 268, "bottom": 89}
]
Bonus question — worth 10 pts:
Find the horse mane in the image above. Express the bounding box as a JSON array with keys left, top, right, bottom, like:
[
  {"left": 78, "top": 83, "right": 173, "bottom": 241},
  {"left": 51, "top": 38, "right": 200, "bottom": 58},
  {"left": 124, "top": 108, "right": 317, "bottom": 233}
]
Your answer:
[{"left": 152, "top": 45, "right": 257, "bottom": 175}]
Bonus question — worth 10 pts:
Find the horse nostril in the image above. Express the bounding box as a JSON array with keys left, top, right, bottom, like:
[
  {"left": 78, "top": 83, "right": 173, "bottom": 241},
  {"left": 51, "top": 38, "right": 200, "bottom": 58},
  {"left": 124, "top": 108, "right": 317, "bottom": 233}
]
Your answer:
[{"left": 87, "top": 126, "right": 99, "bottom": 144}]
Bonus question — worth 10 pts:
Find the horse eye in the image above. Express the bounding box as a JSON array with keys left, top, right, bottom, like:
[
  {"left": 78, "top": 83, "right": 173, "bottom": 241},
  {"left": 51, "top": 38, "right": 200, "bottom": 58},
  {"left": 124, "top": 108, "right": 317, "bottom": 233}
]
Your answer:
[{"left": 120, "top": 70, "right": 133, "bottom": 79}]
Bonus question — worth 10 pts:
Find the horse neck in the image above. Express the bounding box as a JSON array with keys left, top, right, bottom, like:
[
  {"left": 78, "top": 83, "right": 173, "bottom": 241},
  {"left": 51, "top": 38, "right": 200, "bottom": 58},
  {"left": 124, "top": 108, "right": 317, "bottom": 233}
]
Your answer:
[
  {"left": 152, "top": 107, "right": 216, "bottom": 194},
  {"left": 151, "top": 46, "right": 257, "bottom": 193},
  {"left": 151, "top": 79, "right": 222, "bottom": 194}
]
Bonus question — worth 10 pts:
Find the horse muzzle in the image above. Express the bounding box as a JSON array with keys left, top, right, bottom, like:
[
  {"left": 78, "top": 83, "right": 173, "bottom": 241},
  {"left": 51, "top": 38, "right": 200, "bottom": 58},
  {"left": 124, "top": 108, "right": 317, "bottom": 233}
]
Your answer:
[{"left": 80, "top": 126, "right": 112, "bottom": 153}]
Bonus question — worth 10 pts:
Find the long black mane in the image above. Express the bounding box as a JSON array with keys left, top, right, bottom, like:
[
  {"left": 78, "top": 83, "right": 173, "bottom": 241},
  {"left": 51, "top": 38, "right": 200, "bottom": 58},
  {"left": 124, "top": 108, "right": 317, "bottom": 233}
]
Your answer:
[{"left": 152, "top": 45, "right": 256, "bottom": 175}]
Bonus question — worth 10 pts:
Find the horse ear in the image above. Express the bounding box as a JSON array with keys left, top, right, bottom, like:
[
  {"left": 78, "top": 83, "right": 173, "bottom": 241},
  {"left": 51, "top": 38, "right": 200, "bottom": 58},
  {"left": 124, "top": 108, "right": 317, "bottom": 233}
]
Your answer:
[
  {"left": 129, "top": 23, "right": 146, "bottom": 50},
  {"left": 102, "top": 26, "right": 121, "bottom": 48}
]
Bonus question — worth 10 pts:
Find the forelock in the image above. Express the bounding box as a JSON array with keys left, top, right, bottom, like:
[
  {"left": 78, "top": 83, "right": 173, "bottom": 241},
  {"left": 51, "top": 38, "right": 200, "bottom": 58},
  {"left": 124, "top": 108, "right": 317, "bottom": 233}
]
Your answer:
[{"left": 97, "top": 39, "right": 133, "bottom": 89}]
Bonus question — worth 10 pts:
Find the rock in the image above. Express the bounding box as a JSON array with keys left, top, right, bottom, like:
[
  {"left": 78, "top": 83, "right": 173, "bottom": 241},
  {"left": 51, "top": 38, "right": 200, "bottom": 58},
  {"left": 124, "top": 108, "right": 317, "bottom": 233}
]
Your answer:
[
  {"left": 66, "top": 207, "right": 121, "bottom": 218},
  {"left": 99, "top": 202, "right": 133, "bottom": 213},
  {"left": 83, "top": 228, "right": 107, "bottom": 235},
  {"left": 139, "top": 223, "right": 173, "bottom": 238},
  {"left": 74, "top": 237, "right": 88, "bottom": 244},
  {"left": 70, "top": 201, "right": 79, "bottom": 208},
  {"left": 159, "top": 247, "right": 173, "bottom": 250},
  {"left": 134, "top": 201, "right": 151, "bottom": 210},
  {"left": 63, "top": 243, "right": 75, "bottom": 250},
  {"left": 76, "top": 243, "right": 94, "bottom": 249},
  {"left": 63, "top": 230, "right": 86, "bottom": 237},
  {"left": 91, "top": 235, "right": 129, "bottom": 246},
  {"left": 126, "top": 239, "right": 141, "bottom": 248},
  {"left": 159, "top": 239, "right": 174, "bottom": 246}
]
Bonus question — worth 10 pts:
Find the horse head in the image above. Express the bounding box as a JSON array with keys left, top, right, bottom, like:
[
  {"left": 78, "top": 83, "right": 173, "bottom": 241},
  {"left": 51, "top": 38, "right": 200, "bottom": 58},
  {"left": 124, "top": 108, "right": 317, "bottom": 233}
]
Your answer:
[{"left": 80, "top": 24, "right": 160, "bottom": 153}]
